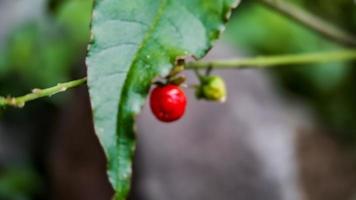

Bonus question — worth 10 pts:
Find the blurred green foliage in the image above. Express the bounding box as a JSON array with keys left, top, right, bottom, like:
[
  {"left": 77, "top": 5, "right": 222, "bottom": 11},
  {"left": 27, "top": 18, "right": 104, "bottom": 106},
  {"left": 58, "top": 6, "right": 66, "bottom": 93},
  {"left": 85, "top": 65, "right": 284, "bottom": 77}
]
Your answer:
[
  {"left": 304, "top": 0, "right": 356, "bottom": 33},
  {"left": 224, "top": 0, "right": 356, "bottom": 143},
  {"left": 0, "top": 0, "right": 93, "bottom": 199},
  {"left": 0, "top": 0, "right": 92, "bottom": 92},
  {"left": 0, "top": 167, "right": 41, "bottom": 200}
]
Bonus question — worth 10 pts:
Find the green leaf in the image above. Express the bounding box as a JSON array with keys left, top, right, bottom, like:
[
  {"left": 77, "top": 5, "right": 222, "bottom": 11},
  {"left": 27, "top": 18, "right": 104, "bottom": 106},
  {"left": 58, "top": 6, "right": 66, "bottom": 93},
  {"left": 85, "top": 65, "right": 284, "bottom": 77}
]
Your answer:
[{"left": 86, "top": 0, "right": 239, "bottom": 199}]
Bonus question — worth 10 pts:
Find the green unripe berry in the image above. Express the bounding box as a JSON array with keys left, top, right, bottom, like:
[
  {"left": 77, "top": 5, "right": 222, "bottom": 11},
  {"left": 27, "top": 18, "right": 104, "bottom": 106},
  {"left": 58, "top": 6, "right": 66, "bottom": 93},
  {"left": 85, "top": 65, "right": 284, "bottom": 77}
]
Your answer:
[{"left": 196, "top": 75, "right": 227, "bottom": 102}]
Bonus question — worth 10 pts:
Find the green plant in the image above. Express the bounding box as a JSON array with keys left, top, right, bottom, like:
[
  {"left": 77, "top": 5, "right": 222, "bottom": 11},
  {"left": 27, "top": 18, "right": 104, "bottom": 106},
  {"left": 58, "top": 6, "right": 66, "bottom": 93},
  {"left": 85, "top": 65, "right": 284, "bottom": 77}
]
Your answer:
[{"left": 1, "top": 0, "right": 356, "bottom": 199}]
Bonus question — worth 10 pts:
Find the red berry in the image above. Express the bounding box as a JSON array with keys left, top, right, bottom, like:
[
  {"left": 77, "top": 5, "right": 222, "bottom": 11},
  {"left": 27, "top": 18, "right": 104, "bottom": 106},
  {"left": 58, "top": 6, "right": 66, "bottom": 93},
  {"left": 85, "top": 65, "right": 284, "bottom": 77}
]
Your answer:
[{"left": 150, "top": 84, "right": 187, "bottom": 122}]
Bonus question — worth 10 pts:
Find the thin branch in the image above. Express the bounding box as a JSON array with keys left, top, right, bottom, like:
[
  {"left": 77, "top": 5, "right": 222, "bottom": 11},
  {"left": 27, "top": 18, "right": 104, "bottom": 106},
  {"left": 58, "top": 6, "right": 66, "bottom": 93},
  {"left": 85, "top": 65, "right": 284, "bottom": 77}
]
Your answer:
[
  {"left": 1, "top": 50, "right": 356, "bottom": 108},
  {"left": 257, "top": 0, "right": 356, "bottom": 47},
  {"left": 0, "top": 77, "right": 87, "bottom": 108},
  {"left": 186, "top": 49, "right": 356, "bottom": 69}
]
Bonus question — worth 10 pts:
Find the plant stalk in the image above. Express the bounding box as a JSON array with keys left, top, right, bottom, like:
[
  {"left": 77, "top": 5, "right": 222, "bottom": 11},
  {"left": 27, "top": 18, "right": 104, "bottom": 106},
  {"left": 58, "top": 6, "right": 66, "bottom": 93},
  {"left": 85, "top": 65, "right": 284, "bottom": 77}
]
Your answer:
[
  {"left": 0, "top": 78, "right": 87, "bottom": 108},
  {"left": 186, "top": 49, "right": 356, "bottom": 69},
  {"left": 1, "top": 50, "right": 356, "bottom": 108}
]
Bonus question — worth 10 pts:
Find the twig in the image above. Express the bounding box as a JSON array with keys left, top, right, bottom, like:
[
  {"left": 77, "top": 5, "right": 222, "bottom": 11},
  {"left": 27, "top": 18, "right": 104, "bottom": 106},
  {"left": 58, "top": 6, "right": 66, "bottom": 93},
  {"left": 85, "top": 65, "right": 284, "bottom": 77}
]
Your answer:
[
  {"left": 257, "top": 0, "right": 356, "bottom": 47},
  {"left": 186, "top": 49, "right": 356, "bottom": 69},
  {"left": 0, "top": 78, "right": 87, "bottom": 108},
  {"left": 1, "top": 50, "right": 356, "bottom": 108}
]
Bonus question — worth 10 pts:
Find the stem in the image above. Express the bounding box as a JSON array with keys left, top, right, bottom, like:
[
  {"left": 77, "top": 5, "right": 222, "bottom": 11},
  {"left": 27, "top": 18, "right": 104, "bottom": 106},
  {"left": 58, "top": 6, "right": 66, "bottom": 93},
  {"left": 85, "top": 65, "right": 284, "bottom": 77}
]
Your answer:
[
  {"left": 1, "top": 50, "right": 356, "bottom": 108},
  {"left": 257, "top": 0, "right": 356, "bottom": 47},
  {"left": 186, "top": 49, "right": 356, "bottom": 69},
  {"left": 0, "top": 78, "right": 87, "bottom": 108}
]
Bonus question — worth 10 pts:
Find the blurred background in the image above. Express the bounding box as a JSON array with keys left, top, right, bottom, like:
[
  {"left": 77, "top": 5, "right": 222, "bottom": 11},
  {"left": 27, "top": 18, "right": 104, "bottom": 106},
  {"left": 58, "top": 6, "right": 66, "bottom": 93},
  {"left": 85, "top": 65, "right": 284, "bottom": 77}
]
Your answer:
[{"left": 0, "top": 0, "right": 356, "bottom": 199}]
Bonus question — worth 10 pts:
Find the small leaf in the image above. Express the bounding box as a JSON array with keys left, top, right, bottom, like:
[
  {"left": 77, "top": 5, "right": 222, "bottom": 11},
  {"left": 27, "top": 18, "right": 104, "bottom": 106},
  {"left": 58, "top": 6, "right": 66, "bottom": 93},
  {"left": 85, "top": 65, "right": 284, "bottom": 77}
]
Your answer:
[{"left": 86, "top": 0, "right": 239, "bottom": 199}]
